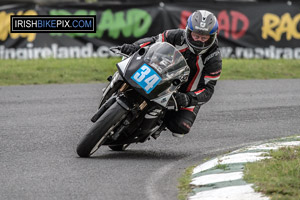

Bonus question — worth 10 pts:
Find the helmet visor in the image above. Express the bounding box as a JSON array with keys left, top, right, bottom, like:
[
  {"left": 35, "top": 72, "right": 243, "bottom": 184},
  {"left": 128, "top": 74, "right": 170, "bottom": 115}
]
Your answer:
[{"left": 187, "top": 29, "right": 216, "bottom": 51}]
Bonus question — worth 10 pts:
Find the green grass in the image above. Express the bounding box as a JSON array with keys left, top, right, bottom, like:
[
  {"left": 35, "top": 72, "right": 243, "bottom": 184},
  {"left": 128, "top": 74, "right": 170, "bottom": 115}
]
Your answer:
[
  {"left": 215, "top": 163, "right": 230, "bottom": 170},
  {"left": 178, "top": 165, "right": 196, "bottom": 200},
  {"left": 0, "top": 57, "right": 120, "bottom": 85},
  {"left": 0, "top": 58, "right": 299, "bottom": 86},
  {"left": 221, "top": 59, "right": 300, "bottom": 80},
  {"left": 244, "top": 146, "right": 300, "bottom": 200}
]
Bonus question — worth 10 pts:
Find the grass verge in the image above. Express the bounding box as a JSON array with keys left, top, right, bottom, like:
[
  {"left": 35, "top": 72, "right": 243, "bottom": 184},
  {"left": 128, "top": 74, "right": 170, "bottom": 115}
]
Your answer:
[
  {"left": 244, "top": 146, "right": 300, "bottom": 200},
  {"left": 178, "top": 165, "right": 196, "bottom": 200},
  {"left": 0, "top": 58, "right": 299, "bottom": 86},
  {"left": 0, "top": 57, "right": 120, "bottom": 85},
  {"left": 222, "top": 59, "right": 300, "bottom": 80}
]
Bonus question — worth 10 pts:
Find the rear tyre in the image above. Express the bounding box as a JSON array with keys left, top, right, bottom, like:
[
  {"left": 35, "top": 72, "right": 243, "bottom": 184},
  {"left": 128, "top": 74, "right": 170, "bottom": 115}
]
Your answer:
[{"left": 76, "top": 102, "right": 128, "bottom": 157}]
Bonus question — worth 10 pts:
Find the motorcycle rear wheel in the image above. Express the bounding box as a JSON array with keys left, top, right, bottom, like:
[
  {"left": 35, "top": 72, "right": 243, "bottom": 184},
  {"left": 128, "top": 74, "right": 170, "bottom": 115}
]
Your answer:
[{"left": 76, "top": 102, "right": 128, "bottom": 157}]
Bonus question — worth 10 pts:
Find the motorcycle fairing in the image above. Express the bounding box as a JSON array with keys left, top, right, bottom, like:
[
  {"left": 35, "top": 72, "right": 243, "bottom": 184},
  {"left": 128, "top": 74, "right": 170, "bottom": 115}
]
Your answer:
[
  {"left": 117, "top": 56, "right": 132, "bottom": 76},
  {"left": 130, "top": 63, "right": 162, "bottom": 94},
  {"left": 117, "top": 42, "right": 190, "bottom": 103}
]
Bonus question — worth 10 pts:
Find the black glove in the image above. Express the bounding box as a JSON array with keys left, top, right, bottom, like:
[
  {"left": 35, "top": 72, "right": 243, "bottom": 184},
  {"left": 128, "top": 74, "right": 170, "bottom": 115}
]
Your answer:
[
  {"left": 174, "top": 92, "right": 191, "bottom": 108},
  {"left": 120, "top": 43, "right": 140, "bottom": 55}
]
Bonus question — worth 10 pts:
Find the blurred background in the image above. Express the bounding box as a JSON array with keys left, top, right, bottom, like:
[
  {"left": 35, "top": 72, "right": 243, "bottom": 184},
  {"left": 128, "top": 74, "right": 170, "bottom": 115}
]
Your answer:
[
  {"left": 0, "top": 0, "right": 299, "bottom": 59},
  {"left": 0, "top": 0, "right": 294, "bottom": 3}
]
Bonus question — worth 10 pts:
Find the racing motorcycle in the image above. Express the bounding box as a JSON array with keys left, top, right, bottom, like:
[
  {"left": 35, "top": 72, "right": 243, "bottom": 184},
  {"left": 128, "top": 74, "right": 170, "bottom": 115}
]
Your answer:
[{"left": 76, "top": 42, "right": 190, "bottom": 157}]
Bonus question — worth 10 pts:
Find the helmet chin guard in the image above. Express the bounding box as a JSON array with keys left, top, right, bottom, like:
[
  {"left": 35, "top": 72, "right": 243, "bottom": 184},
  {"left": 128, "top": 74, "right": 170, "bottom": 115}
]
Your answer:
[{"left": 185, "top": 10, "right": 218, "bottom": 55}]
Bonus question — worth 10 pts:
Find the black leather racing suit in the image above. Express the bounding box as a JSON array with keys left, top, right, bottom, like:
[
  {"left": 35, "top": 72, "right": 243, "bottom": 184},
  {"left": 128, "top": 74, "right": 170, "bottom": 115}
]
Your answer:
[{"left": 133, "top": 29, "right": 222, "bottom": 134}]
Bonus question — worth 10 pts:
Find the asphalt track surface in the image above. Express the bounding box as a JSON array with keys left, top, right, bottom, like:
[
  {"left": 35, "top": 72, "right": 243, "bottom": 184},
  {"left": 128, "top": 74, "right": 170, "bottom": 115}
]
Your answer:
[{"left": 1, "top": 79, "right": 300, "bottom": 200}]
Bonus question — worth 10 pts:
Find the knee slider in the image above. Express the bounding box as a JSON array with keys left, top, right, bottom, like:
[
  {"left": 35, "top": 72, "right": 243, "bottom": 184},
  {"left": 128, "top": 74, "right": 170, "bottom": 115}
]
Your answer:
[{"left": 166, "top": 118, "right": 192, "bottom": 135}]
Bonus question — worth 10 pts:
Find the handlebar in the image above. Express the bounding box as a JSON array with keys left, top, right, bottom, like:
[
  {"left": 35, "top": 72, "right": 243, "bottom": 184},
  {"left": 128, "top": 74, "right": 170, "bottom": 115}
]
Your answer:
[{"left": 109, "top": 46, "right": 129, "bottom": 58}]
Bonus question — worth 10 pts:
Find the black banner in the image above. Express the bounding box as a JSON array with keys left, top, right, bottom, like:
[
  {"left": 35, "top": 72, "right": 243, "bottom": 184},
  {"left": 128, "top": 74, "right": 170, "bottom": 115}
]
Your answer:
[{"left": 0, "top": 2, "right": 299, "bottom": 59}]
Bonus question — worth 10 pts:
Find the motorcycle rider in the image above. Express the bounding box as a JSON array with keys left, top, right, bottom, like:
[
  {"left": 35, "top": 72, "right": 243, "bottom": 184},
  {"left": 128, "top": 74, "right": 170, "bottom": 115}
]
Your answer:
[{"left": 120, "top": 10, "right": 222, "bottom": 137}]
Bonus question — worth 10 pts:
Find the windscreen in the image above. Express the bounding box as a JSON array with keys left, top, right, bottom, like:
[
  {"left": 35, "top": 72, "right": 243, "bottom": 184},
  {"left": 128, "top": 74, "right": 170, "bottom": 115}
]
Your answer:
[{"left": 144, "top": 42, "right": 189, "bottom": 80}]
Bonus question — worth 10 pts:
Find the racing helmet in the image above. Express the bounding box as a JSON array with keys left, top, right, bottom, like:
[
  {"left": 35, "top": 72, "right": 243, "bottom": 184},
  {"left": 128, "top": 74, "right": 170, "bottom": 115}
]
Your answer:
[{"left": 185, "top": 10, "right": 219, "bottom": 55}]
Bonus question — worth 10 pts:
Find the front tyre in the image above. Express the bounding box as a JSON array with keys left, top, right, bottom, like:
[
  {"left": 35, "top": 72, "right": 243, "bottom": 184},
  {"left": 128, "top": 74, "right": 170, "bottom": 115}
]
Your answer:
[{"left": 76, "top": 102, "right": 128, "bottom": 157}]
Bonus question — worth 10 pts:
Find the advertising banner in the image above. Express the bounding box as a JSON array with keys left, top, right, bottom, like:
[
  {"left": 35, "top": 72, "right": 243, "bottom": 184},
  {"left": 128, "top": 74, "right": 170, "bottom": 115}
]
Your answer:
[{"left": 0, "top": 2, "right": 299, "bottom": 59}]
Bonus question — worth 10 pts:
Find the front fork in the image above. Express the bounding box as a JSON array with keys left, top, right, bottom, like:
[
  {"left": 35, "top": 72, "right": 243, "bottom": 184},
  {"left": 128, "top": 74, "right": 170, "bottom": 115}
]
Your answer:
[
  {"left": 92, "top": 81, "right": 148, "bottom": 123},
  {"left": 95, "top": 77, "right": 165, "bottom": 143},
  {"left": 99, "top": 71, "right": 123, "bottom": 108},
  {"left": 117, "top": 83, "right": 165, "bottom": 141}
]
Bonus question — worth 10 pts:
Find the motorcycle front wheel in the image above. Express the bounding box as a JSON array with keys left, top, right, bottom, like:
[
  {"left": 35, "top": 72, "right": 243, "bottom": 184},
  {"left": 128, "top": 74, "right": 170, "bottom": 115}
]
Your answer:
[{"left": 76, "top": 102, "right": 128, "bottom": 157}]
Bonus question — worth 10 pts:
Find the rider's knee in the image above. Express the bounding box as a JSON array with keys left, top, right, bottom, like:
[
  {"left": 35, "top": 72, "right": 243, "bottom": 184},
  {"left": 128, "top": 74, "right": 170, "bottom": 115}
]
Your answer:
[{"left": 166, "top": 117, "right": 193, "bottom": 135}]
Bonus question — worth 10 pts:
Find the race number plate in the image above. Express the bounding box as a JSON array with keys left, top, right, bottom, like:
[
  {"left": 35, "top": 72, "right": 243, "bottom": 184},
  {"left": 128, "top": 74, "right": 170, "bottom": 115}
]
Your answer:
[{"left": 131, "top": 64, "right": 162, "bottom": 94}]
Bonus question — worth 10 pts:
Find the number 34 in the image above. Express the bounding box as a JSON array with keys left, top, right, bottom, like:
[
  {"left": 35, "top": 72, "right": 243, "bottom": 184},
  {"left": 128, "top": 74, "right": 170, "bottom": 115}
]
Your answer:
[{"left": 133, "top": 65, "right": 160, "bottom": 92}]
